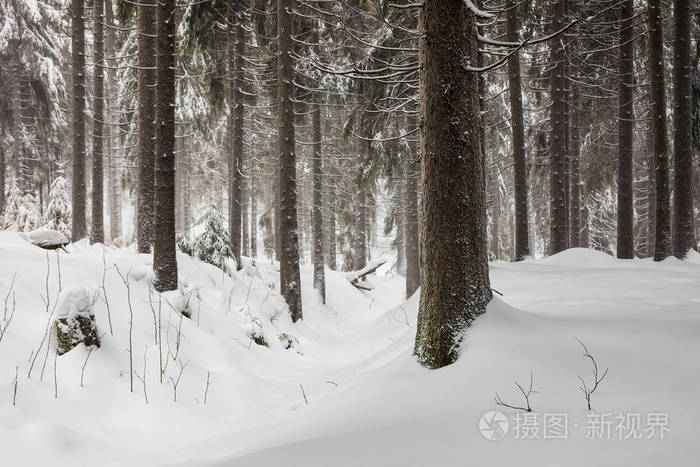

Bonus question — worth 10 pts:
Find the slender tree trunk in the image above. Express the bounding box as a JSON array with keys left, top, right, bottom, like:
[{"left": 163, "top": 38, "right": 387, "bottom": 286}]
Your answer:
[
  {"left": 354, "top": 183, "right": 368, "bottom": 271},
  {"left": 277, "top": 0, "right": 303, "bottom": 321},
  {"left": 0, "top": 146, "right": 5, "bottom": 218},
  {"left": 327, "top": 165, "right": 337, "bottom": 270},
  {"left": 153, "top": 0, "right": 178, "bottom": 292},
  {"left": 105, "top": 0, "right": 121, "bottom": 241},
  {"left": 507, "top": 1, "right": 529, "bottom": 261},
  {"left": 672, "top": 0, "right": 696, "bottom": 258},
  {"left": 549, "top": 0, "right": 568, "bottom": 255},
  {"left": 19, "top": 70, "right": 33, "bottom": 194},
  {"left": 616, "top": 0, "right": 635, "bottom": 258},
  {"left": 648, "top": 0, "right": 672, "bottom": 261},
  {"left": 490, "top": 164, "right": 500, "bottom": 258},
  {"left": 91, "top": 0, "right": 105, "bottom": 244},
  {"left": 228, "top": 0, "right": 244, "bottom": 269},
  {"left": 405, "top": 116, "right": 420, "bottom": 298},
  {"left": 569, "top": 84, "right": 581, "bottom": 247},
  {"left": 137, "top": 0, "right": 156, "bottom": 252},
  {"left": 647, "top": 120, "right": 656, "bottom": 257},
  {"left": 311, "top": 56, "right": 325, "bottom": 301},
  {"left": 71, "top": 0, "right": 87, "bottom": 241},
  {"left": 396, "top": 170, "right": 406, "bottom": 275},
  {"left": 250, "top": 170, "right": 257, "bottom": 259},
  {"left": 414, "top": 0, "right": 492, "bottom": 369}
]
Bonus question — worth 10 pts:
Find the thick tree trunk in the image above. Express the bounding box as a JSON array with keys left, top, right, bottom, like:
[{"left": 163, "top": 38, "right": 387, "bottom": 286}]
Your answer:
[
  {"left": 326, "top": 164, "right": 337, "bottom": 270},
  {"left": 311, "top": 69, "right": 325, "bottom": 302},
  {"left": 616, "top": 0, "right": 635, "bottom": 258},
  {"left": 0, "top": 146, "right": 5, "bottom": 217},
  {"left": 672, "top": 0, "right": 696, "bottom": 258},
  {"left": 91, "top": 0, "right": 105, "bottom": 244},
  {"left": 569, "top": 83, "right": 581, "bottom": 247},
  {"left": 648, "top": 0, "right": 672, "bottom": 261},
  {"left": 153, "top": 0, "right": 178, "bottom": 292},
  {"left": 396, "top": 171, "right": 406, "bottom": 275},
  {"left": 228, "top": 0, "right": 244, "bottom": 269},
  {"left": 507, "top": 1, "right": 529, "bottom": 261},
  {"left": 71, "top": 0, "right": 87, "bottom": 241},
  {"left": 404, "top": 117, "right": 420, "bottom": 298},
  {"left": 549, "top": 0, "right": 568, "bottom": 255},
  {"left": 105, "top": 0, "right": 121, "bottom": 241},
  {"left": 137, "top": 0, "right": 156, "bottom": 252},
  {"left": 646, "top": 121, "right": 656, "bottom": 257},
  {"left": 277, "top": 0, "right": 303, "bottom": 321},
  {"left": 413, "top": 0, "right": 492, "bottom": 369},
  {"left": 19, "top": 70, "right": 33, "bottom": 193},
  {"left": 250, "top": 170, "right": 257, "bottom": 259}
]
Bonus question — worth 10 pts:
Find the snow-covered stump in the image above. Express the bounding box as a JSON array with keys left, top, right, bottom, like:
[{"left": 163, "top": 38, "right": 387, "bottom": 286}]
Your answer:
[
  {"left": 23, "top": 228, "right": 69, "bottom": 251},
  {"left": 55, "top": 287, "right": 100, "bottom": 355}
]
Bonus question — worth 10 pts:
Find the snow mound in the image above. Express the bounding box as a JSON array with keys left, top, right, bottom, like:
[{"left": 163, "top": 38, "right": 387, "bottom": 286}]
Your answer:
[
  {"left": 23, "top": 227, "right": 69, "bottom": 248},
  {"left": 537, "top": 247, "right": 618, "bottom": 266},
  {"left": 55, "top": 286, "right": 95, "bottom": 319}
]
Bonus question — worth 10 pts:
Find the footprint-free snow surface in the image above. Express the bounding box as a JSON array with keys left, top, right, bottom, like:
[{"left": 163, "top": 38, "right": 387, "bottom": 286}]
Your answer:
[{"left": 1, "top": 233, "right": 699, "bottom": 466}]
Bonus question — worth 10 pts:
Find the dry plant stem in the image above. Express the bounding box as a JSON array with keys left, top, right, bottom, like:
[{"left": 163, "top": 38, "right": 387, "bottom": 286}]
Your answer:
[
  {"left": 40, "top": 329, "right": 52, "bottom": 381},
  {"left": 299, "top": 384, "right": 308, "bottom": 405},
  {"left": 135, "top": 345, "right": 148, "bottom": 403},
  {"left": 170, "top": 359, "right": 188, "bottom": 402},
  {"left": 575, "top": 337, "right": 608, "bottom": 410},
  {"left": 3, "top": 272, "right": 17, "bottom": 320},
  {"left": 80, "top": 346, "right": 95, "bottom": 387},
  {"left": 56, "top": 250, "right": 62, "bottom": 292},
  {"left": 0, "top": 291, "right": 16, "bottom": 343},
  {"left": 495, "top": 372, "right": 536, "bottom": 412},
  {"left": 148, "top": 281, "right": 158, "bottom": 344},
  {"left": 53, "top": 349, "right": 58, "bottom": 398},
  {"left": 28, "top": 306, "right": 57, "bottom": 379},
  {"left": 115, "top": 265, "right": 134, "bottom": 392},
  {"left": 102, "top": 253, "right": 114, "bottom": 335},
  {"left": 12, "top": 365, "right": 18, "bottom": 405},
  {"left": 158, "top": 292, "right": 163, "bottom": 383},
  {"left": 44, "top": 252, "right": 50, "bottom": 312},
  {"left": 203, "top": 371, "right": 210, "bottom": 404}
]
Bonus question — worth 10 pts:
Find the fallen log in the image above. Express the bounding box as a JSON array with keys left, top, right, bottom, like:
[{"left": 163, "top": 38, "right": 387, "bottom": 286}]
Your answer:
[{"left": 345, "top": 260, "right": 387, "bottom": 290}]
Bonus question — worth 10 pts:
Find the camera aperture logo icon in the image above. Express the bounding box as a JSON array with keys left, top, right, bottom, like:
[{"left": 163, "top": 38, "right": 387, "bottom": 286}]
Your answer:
[{"left": 479, "top": 410, "right": 509, "bottom": 441}]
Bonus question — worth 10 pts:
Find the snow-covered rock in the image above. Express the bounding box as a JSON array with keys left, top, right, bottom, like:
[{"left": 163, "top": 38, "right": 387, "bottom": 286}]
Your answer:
[
  {"left": 23, "top": 227, "right": 69, "bottom": 249},
  {"left": 54, "top": 286, "right": 100, "bottom": 355}
]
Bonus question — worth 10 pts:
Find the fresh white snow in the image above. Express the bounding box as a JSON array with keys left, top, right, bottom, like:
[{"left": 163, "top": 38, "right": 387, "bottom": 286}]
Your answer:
[{"left": 0, "top": 233, "right": 699, "bottom": 466}]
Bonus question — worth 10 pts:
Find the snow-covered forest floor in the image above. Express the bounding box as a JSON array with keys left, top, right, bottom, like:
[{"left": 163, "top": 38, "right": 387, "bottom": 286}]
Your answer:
[{"left": 1, "top": 231, "right": 699, "bottom": 466}]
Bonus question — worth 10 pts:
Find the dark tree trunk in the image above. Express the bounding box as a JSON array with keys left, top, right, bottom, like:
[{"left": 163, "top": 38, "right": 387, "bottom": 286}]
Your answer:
[
  {"left": 616, "top": 0, "right": 635, "bottom": 258},
  {"left": 91, "top": 0, "right": 105, "bottom": 244},
  {"left": 569, "top": 83, "right": 581, "bottom": 247},
  {"left": 153, "top": 0, "right": 178, "bottom": 292},
  {"left": 507, "top": 0, "right": 529, "bottom": 261},
  {"left": 672, "top": 0, "right": 696, "bottom": 258},
  {"left": 648, "top": 0, "right": 672, "bottom": 261},
  {"left": 105, "top": 0, "right": 121, "bottom": 241},
  {"left": 396, "top": 170, "right": 406, "bottom": 275},
  {"left": 250, "top": 170, "right": 257, "bottom": 259},
  {"left": 413, "top": 0, "right": 492, "bottom": 369},
  {"left": 71, "top": 0, "right": 87, "bottom": 241},
  {"left": 137, "top": 0, "right": 156, "bottom": 252},
  {"left": 354, "top": 183, "right": 368, "bottom": 271},
  {"left": 277, "top": 0, "right": 303, "bottom": 321},
  {"left": 311, "top": 21, "right": 325, "bottom": 302},
  {"left": 0, "top": 146, "right": 5, "bottom": 217},
  {"left": 405, "top": 117, "right": 420, "bottom": 298},
  {"left": 327, "top": 164, "right": 337, "bottom": 270},
  {"left": 228, "top": 0, "right": 244, "bottom": 269},
  {"left": 646, "top": 121, "right": 656, "bottom": 257},
  {"left": 311, "top": 68, "right": 325, "bottom": 302},
  {"left": 549, "top": 0, "right": 568, "bottom": 255}
]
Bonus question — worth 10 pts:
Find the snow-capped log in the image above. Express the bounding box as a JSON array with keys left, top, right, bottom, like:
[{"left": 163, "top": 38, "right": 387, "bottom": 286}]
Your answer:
[
  {"left": 345, "top": 260, "right": 387, "bottom": 291},
  {"left": 54, "top": 286, "right": 100, "bottom": 355},
  {"left": 22, "top": 228, "right": 70, "bottom": 251}
]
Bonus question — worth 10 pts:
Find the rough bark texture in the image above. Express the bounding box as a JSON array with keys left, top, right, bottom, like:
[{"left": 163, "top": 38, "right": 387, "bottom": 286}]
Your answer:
[
  {"left": 648, "top": 0, "right": 672, "bottom": 261},
  {"left": 277, "top": 0, "right": 303, "bottom": 321},
  {"left": 153, "top": 0, "right": 178, "bottom": 292},
  {"left": 404, "top": 119, "right": 420, "bottom": 299},
  {"left": 91, "top": 0, "right": 105, "bottom": 244},
  {"left": 671, "top": 0, "right": 696, "bottom": 258},
  {"left": 71, "top": 0, "right": 87, "bottom": 241},
  {"left": 0, "top": 146, "right": 5, "bottom": 217},
  {"left": 137, "top": 0, "right": 156, "bottom": 253},
  {"left": 105, "top": 0, "right": 121, "bottom": 241},
  {"left": 326, "top": 166, "right": 337, "bottom": 270},
  {"left": 228, "top": 0, "right": 244, "bottom": 269},
  {"left": 311, "top": 75, "right": 325, "bottom": 303},
  {"left": 549, "top": 0, "right": 568, "bottom": 255},
  {"left": 507, "top": 1, "right": 529, "bottom": 261},
  {"left": 413, "top": 0, "right": 492, "bottom": 369},
  {"left": 616, "top": 0, "right": 635, "bottom": 258},
  {"left": 250, "top": 171, "right": 257, "bottom": 259},
  {"left": 569, "top": 83, "right": 581, "bottom": 247}
]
